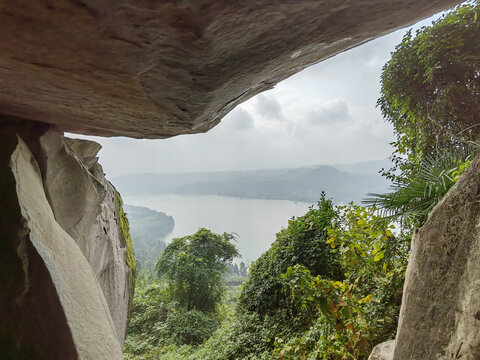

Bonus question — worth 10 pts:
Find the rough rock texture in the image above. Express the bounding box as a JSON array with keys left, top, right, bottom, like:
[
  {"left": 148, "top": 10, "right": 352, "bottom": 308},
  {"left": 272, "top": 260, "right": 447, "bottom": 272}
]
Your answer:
[
  {"left": 0, "top": 122, "right": 79, "bottom": 360},
  {"left": 392, "top": 153, "right": 480, "bottom": 359},
  {"left": 12, "top": 135, "right": 123, "bottom": 359},
  {"left": 0, "top": 0, "right": 461, "bottom": 138},
  {"left": 368, "top": 340, "right": 394, "bottom": 360},
  {"left": 0, "top": 121, "right": 131, "bottom": 359},
  {"left": 38, "top": 129, "right": 133, "bottom": 343}
]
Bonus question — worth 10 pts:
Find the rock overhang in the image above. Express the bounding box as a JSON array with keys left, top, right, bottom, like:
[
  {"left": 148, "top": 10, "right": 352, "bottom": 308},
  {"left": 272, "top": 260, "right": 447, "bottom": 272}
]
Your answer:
[{"left": 0, "top": 0, "right": 463, "bottom": 138}]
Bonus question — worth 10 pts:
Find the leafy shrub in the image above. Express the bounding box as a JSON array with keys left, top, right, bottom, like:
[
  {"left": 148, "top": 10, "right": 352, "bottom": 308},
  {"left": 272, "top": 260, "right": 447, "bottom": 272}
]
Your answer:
[
  {"left": 123, "top": 271, "right": 220, "bottom": 358},
  {"left": 378, "top": 1, "right": 480, "bottom": 182},
  {"left": 365, "top": 154, "right": 472, "bottom": 227},
  {"left": 238, "top": 192, "right": 343, "bottom": 330},
  {"left": 276, "top": 205, "right": 409, "bottom": 359}
]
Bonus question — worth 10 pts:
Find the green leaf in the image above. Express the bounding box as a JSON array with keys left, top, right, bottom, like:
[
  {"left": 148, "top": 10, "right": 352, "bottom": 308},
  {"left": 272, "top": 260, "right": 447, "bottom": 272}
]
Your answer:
[{"left": 319, "top": 297, "right": 328, "bottom": 316}]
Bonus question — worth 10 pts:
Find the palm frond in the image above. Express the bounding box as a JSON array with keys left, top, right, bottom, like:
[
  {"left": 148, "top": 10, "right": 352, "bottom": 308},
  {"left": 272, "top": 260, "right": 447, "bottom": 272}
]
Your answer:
[{"left": 363, "top": 147, "right": 474, "bottom": 227}]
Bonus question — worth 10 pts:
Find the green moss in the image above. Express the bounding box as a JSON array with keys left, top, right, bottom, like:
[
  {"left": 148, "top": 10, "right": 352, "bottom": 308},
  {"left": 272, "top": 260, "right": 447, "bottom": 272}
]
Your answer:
[{"left": 115, "top": 192, "right": 137, "bottom": 319}]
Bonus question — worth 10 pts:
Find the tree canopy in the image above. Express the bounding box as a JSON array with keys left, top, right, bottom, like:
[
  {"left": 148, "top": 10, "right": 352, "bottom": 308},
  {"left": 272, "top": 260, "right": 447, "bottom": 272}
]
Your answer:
[
  {"left": 368, "top": 2, "right": 480, "bottom": 227},
  {"left": 378, "top": 1, "right": 480, "bottom": 180},
  {"left": 156, "top": 228, "right": 239, "bottom": 313}
]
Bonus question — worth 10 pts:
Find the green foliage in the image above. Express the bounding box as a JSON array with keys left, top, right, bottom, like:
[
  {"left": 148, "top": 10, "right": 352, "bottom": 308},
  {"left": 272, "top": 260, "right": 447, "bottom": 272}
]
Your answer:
[
  {"left": 189, "top": 311, "right": 280, "bottom": 360},
  {"left": 124, "top": 229, "right": 239, "bottom": 358},
  {"left": 365, "top": 153, "right": 472, "bottom": 227},
  {"left": 378, "top": 1, "right": 480, "bottom": 180},
  {"left": 115, "top": 191, "right": 137, "bottom": 318},
  {"left": 239, "top": 192, "right": 343, "bottom": 329},
  {"left": 124, "top": 198, "right": 408, "bottom": 360},
  {"left": 156, "top": 228, "right": 239, "bottom": 313},
  {"left": 276, "top": 205, "right": 408, "bottom": 359},
  {"left": 123, "top": 269, "right": 221, "bottom": 358}
]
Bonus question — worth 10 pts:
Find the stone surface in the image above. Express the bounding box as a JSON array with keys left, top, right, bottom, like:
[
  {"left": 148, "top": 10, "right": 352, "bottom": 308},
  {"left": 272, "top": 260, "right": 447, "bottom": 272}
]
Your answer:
[
  {"left": 0, "top": 0, "right": 461, "bottom": 138},
  {"left": 0, "top": 122, "right": 79, "bottom": 360},
  {"left": 8, "top": 133, "right": 123, "bottom": 359},
  {"left": 369, "top": 340, "right": 394, "bottom": 360},
  {"left": 392, "top": 153, "right": 480, "bottom": 359},
  {"left": 0, "top": 121, "right": 132, "bottom": 357},
  {"left": 38, "top": 129, "right": 133, "bottom": 344}
]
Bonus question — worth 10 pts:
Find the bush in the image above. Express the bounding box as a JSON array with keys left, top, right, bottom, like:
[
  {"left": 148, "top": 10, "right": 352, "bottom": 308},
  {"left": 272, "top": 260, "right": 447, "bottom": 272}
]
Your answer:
[
  {"left": 277, "top": 205, "right": 409, "bottom": 359},
  {"left": 238, "top": 192, "right": 343, "bottom": 330}
]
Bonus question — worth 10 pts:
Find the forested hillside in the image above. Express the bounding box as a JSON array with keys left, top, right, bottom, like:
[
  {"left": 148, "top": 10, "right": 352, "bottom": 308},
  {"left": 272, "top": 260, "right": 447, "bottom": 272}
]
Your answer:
[
  {"left": 124, "top": 205, "right": 174, "bottom": 266},
  {"left": 113, "top": 160, "right": 390, "bottom": 204}
]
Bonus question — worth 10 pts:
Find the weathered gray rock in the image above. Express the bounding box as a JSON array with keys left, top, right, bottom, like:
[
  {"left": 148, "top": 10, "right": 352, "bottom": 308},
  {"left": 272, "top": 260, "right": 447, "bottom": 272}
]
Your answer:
[
  {"left": 64, "top": 137, "right": 102, "bottom": 170},
  {"left": 0, "top": 122, "right": 133, "bottom": 358},
  {"left": 369, "top": 340, "right": 394, "bottom": 360},
  {"left": 0, "top": 122, "right": 80, "bottom": 360},
  {"left": 0, "top": 0, "right": 461, "bottom": 138},
  {"left": 38, "top": 129, "right": 134, "bottom": 343},
  {"left": 6, "top": 132, "right": 123, "bottom": 359},
  {"left": 392, "top": 153, "right": 480, "bottom": 359}
]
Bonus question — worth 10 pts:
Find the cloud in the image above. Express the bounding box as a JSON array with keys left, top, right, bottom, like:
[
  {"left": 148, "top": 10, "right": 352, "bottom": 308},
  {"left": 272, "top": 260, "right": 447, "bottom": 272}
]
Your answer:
[
  {"left": 223, "top": 108, "right": 254, "bottom": 131},
  {"left": 306, "top": 98, "right": 351, "bottom": 126},
  {"left": 255, "top": 94, "right": 285, "bottom": 121}
]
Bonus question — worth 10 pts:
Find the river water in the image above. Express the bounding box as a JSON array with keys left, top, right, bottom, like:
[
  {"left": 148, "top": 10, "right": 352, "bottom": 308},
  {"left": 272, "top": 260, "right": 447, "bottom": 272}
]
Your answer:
[{"left": 124, "top": 194, "right": 312, "bottom": 263}]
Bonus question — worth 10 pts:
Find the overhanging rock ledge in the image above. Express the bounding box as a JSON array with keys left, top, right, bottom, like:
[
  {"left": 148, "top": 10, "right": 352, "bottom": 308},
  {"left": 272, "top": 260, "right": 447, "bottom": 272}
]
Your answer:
[{"left": 0, "top": 0, "right": 461, "bottom": 138}]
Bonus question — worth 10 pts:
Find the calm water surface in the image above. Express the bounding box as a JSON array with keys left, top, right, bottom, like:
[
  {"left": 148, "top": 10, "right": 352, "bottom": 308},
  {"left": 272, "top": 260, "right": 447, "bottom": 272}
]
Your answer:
[{"left": 124, "top": 194, "right": 312, "bottom": 262}]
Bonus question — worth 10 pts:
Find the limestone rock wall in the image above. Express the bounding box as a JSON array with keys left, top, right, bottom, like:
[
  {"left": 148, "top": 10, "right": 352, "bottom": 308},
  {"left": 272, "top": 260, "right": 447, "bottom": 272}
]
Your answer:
[
  {"left": 392, "top": 153, "right": 480, "bottom": 359},
  {"left": 369, "top": 153, "right": 480, "bottom": 359},
  {"left": 39, "top": 129, "right": 134, "bottom": 343},
  {"left": 0, "top": 121, "right": 132, "bottom": 359}
]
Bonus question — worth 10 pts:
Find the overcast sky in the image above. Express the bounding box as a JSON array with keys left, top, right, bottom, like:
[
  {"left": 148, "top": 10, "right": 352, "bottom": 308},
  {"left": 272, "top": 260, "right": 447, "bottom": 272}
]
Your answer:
[{"left": 71, "top": 15, "right": 441, "bottom": 179}]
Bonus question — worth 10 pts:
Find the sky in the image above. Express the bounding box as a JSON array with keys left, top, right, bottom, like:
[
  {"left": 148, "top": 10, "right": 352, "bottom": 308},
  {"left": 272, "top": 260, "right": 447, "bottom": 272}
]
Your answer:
[{"left": 71, "top": 15, "right": 442, "bottom": 179}]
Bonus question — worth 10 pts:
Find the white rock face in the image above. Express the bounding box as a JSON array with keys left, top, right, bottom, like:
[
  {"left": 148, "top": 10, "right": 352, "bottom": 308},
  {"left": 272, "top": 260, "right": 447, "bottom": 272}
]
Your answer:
[
  {"left": 38, "top": 129, "right": 132, "bottom": 343},
  {"left": 10, "top": 135, "right": 123, "bottom": 360}
]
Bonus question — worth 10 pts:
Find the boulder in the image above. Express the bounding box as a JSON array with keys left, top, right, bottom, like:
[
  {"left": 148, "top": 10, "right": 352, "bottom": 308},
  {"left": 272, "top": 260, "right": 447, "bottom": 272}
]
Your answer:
[
  {"left": 392, "top": 153, "right": 480, "bottom": 359},
  {"left": 369, "top": 340, "right": 394, "bottom": 360},
  {"left": 0, "top": 0, "right": 461, "bottom": 138}
]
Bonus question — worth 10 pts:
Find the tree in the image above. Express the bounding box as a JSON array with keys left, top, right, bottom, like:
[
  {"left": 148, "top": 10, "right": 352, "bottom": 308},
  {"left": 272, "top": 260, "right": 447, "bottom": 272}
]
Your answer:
[
  {"left": 378, "top": 1, "right": 480, "bottom": 181},
  {"left": 239, "top": 261, "right": 247, "bottom": 277},
  {"left": 369, "top": 2, "right": 480, "bottom": 226},
  {"left": 156, "top": 228, "right": 239, "bottom": 313}
]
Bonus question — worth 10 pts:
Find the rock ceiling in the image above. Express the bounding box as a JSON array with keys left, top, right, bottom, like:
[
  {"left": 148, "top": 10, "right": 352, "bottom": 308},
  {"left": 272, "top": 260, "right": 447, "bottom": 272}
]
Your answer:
[{"left": 0, "top": 0, "right": 462, "bottom": 138}]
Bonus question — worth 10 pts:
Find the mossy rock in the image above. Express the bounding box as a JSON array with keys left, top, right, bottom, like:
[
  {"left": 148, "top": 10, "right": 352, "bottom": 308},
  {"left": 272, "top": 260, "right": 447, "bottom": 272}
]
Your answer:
[{"left": 115, "top": 192, "right": 137, "bottom": 320}]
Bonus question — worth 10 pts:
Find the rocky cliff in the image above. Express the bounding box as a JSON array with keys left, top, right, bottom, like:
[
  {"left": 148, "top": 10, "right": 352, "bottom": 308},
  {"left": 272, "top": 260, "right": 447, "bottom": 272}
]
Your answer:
[{"left": 0, "top": 120, "right": 134, "bottom": 359}]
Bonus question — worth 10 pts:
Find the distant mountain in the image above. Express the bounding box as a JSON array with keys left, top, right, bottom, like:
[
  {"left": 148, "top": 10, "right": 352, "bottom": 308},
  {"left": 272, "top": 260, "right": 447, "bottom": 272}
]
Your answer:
[
  {"left": 174, "top": 165, "right": 389, "bottom": 203},
  {"left": 124, "top": 205, "right": 174, "bottom": 265},
  {"left": 113, "top": 160, "right": 391, "bottom": 204},
  {"left": 112, "top": 169, "right": 288, "bottom": 195},
  {"left": 333, "top": 158, "right": 392, "bottom": 175}
]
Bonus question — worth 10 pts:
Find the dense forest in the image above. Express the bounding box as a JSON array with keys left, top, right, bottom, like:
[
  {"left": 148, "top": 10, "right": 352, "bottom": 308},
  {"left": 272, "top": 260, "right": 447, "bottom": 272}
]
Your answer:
[{"left": 123, "top": 2, "right": 480, "bottom": 359}]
